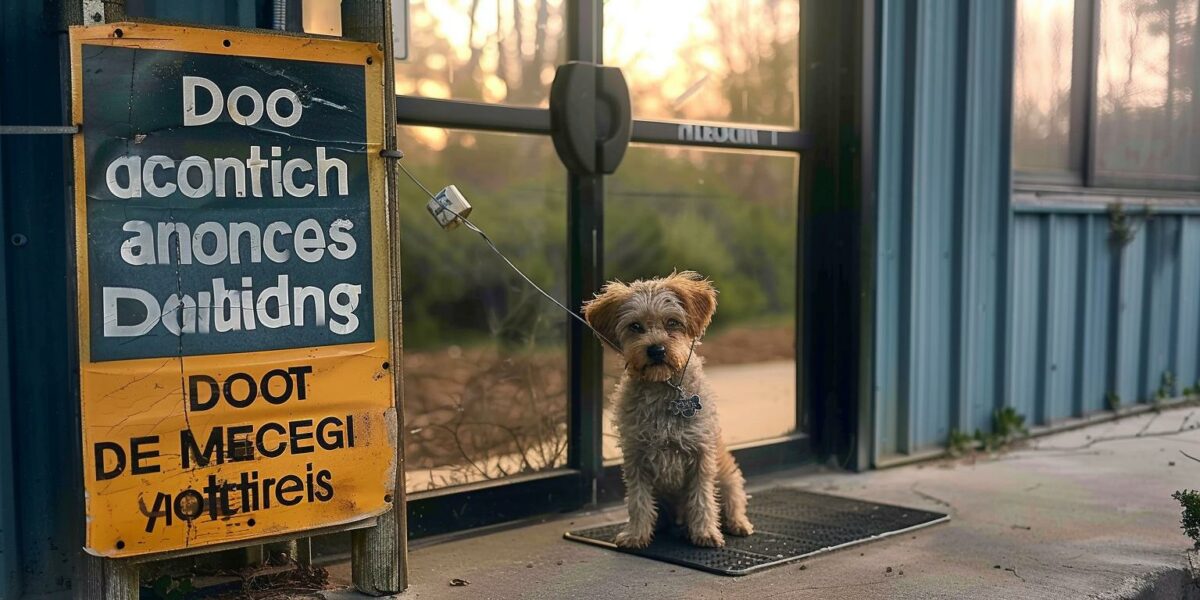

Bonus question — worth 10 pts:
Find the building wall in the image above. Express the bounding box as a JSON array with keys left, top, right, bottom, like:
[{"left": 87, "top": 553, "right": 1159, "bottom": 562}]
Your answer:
[
  {"left": 873, "top": 0, "right": 1200, "bottom": 463},
  {"left": 1009, "top": 207, "right": 1200, "bottom": 425},
  {"left": 2, "top": 1, "right": 85, "bottom": 597},
  {"left": 874, "top": 0, "right": 1013, "bottom": 460}
]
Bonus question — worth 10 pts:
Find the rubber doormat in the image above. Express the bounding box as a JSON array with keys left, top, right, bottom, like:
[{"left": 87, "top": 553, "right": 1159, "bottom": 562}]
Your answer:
[{"left": 564, "top": 487, "right": 949, "bottom": 576}]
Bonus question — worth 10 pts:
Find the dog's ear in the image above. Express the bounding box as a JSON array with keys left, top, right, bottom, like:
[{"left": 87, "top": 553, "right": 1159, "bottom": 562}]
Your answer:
[
  {"left": 664, "top": 271, "right": 718, "bottom": 338},
  {"left": 582, "top": 280, "right": 632, "bottom": 349}
]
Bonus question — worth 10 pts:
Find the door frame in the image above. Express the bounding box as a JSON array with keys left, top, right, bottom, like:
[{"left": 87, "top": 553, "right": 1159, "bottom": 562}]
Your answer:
[{"left": 397, "top": 0, "right": 868, "bottom": 539}]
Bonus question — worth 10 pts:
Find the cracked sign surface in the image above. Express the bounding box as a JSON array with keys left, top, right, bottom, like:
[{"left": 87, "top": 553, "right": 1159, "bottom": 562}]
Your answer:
[{"left": 71, "top": 24, "right": 396, "bottom": 558}]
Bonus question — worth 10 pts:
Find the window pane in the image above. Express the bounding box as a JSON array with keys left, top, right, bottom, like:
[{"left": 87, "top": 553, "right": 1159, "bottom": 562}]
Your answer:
[
  {"left": 604, "top": 0, "right": 801, "bottom": 128},
  {"left": 602, "top": 145, "right": 799, "bottom": 461},
  {"left": 397, "top": 127, "right": 568, "bottom": 492},
  {"left": 395, "top": 0, "right": 566, "bottom": 106},
  {"left": 1096, "top": 0, "right": 1200, "bottom": 183},
  {"left": 1013, "top": 0, "right": 1076, "bottom": 172}
]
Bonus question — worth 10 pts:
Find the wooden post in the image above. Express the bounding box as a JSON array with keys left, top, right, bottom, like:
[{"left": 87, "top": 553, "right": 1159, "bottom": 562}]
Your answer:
[
  {"left": 343, "top": 0, "right": 409, "bottom": 595},
  {"left": 78, "top": 557, "right": 138, "bottom": 600},
  {"left": 69, "top": 4, "right": 139, "bottom": 599}
]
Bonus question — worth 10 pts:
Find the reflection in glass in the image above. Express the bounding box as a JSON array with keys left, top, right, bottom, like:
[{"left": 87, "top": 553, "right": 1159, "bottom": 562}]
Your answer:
[
  {"left": 1013, "top": 0, "right": 1075, "bottom": 171},
  {"left": 397, "top": 127, "right": 568, "bottom": 492},
  {"left": 1096, "top": 0, "right": 1200, "bottom": 183},
  {"left": 395, "top": 0, "right": 566, "bottom": 106},
  {"left": 604, "top": 0, "right": 801, "bottom": 127},
  {"left": 602, "top": 146, "right": 799, "bottom": 460}
]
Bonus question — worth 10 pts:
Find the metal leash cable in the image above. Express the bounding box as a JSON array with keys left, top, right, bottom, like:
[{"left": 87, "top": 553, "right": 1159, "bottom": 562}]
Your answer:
[
  {"left": 395, "top": 160, "right": 622, "bottom": 353},
  {"left": 395, "top": 157, "right": 704, "bottom": 416},
  {"left": 667, "top": 338, "right": 697, "bottom": 395}
]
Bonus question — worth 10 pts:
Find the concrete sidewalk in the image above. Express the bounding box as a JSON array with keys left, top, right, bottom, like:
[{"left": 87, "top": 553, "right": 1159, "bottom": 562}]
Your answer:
[{"left": 327, "top": 405, "right": 1200, "bottom": 599}]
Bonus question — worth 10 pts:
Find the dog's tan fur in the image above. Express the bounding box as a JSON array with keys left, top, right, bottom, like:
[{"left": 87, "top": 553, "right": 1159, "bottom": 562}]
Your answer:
[{"left": 583, "top": 271, "right": 752, "bottom": 549}]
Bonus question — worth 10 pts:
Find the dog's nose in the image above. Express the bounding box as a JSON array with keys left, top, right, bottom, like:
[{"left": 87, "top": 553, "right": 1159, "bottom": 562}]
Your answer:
[{"left": 647, "top": 345, "right": 667, "bottom": 363}]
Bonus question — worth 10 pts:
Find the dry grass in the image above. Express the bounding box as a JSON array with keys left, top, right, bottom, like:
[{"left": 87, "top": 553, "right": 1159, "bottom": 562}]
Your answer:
[{"left": 403, "top": 323, "right": 794, "bottom": 492}]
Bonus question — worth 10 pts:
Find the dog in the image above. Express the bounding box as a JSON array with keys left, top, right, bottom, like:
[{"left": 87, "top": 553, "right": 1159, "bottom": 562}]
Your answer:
[{"left": 582, "top": 271, "right": 753, "bottom": 549}]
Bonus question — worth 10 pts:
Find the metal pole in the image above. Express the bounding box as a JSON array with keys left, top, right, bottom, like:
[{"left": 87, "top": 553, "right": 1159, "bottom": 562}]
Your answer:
[
  {"left": 565, "top": 0, "right": 605, "bottom": 505},
  {"left": 344, "top": 0, "right": 408, "bottom": 594}
]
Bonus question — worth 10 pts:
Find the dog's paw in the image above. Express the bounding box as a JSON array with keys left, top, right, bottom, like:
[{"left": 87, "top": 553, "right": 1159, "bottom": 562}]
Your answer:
[
  {"left": 689, "top": 529, "right": 725, "bottom": 548},
  {"left": 724, "top": 518, "right": 754, "bottom": 537},
  {"left": 615, "top": 529, "right": 653, "bottom": 549}
]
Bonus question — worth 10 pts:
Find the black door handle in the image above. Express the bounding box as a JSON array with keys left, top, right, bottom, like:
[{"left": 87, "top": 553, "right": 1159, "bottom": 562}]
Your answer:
[
  {"left": 595, "top": 66, "right": 631, "bottom": 174},
  {"left": 549, "top": 62, "right": 631, "bottom": 175}
]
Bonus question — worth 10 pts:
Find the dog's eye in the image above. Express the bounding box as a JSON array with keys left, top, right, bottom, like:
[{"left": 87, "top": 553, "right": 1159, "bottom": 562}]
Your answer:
[
  {"left": 666, "top": 319, "right": 683, "bottom": 330},
  {"left": 629, "top": 323, "right": 644, "bottom": 333}
]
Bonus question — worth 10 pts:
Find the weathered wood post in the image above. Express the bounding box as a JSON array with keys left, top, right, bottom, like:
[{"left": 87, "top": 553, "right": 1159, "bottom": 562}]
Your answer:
[
  {"left": 343, "top": 0, "right": 409, "bottom": 595},
  {"left": 68, "top": 4, "right": 140, "bottom": 597}
]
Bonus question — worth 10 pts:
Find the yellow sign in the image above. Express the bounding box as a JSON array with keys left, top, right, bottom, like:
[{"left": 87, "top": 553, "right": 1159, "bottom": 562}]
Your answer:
[{"left": 70, "top": 23, "right": 396, "bottom": 558}]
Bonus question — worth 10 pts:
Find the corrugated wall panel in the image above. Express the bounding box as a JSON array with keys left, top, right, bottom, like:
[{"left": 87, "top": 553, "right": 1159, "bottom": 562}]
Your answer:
[
  {"left": 1113, "top": 230, "right": 1147, "bottom": 405},
  {"left": 1078, "top": 215, "right": 1114, "bottom": 415},
  {"left": 1141, "top": 217, "right": 1182, "bottom": 400},
  {"left": 905, "top": 0, "right": 961, "bottom": 450},
  {"left": 873, "top": 0, "right": 913, "bottom": 458},
  {"left": 956, "top": 0, "right": 1008, "bottom": 437},
  {"left": 873, "top": 0, "right": 1013, "bottom": 460},
  {"left": 1043, "top": 215, "right": 1081, "bottom": 424},
  {"left": 1176, "top": 217, "right": 1200, "bottom": 390},
  {"left": 1008, "top": 215, "right": 1042, "bottom": 423},
  {"left": 0, "top": 59, "right": 15, "bottom": 600},
  {"left": 5, "top": 0, "right": 84, "bottom": 594}
]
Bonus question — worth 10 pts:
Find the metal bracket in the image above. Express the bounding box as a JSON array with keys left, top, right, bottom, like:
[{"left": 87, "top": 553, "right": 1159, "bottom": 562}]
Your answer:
[
  {"left": 82, "top": 0, "right": 105, "bottom": 24},
  {"left": 0, "top": 126, "right": 79, "bottom": 135}
]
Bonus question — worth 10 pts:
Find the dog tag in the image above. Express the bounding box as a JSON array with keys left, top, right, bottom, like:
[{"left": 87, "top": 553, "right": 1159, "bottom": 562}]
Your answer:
[{"left": 669, "top": 394, "right": 703, "bottom": 418}]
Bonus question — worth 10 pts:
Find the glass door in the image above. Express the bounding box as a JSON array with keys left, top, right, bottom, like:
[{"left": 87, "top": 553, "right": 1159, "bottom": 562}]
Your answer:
[{"left": 393, "top": 0, "right": 809, "bottom": 536}]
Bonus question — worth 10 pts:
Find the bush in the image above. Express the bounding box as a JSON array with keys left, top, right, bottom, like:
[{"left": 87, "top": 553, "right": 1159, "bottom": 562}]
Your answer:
[{"left": 1173, "top": 489, "right": 1200, "bottom": 549}]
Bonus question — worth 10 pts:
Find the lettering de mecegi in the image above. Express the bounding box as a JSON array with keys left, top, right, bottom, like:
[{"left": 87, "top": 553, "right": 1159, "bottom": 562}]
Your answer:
[{"left": 101, "top": 76, "right": 364, "bottom": 340}]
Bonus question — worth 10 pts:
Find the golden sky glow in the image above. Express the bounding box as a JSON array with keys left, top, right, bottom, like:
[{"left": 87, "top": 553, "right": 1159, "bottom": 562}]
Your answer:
[{"left": 394, "top": 0, "right": 799, "bottom": 133}]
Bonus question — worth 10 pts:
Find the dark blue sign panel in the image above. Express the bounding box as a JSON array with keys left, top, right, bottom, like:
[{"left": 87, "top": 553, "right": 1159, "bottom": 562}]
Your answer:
[{"left": 82, "top": 46, "right": 374, "bottom": 361}]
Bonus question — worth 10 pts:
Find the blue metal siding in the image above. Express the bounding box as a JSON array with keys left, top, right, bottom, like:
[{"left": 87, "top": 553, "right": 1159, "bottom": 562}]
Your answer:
[
  {"left": 873, "top": 0, "right": 1013, "bottom": 458},
  {"left": 1079, "top": 214, "right": 1114, "bottom": 415},
  {"left": 873, "top": 0, "right": 912, "bottom": 457},
  {"left": 1008, "top": 216, "right": 1041, "bottom": 424},
  {"left": 873, "top": 0, "right": 1200, "bottom": 452},
  {"left": 874, "top": 0, "right": 1200, "bottom": 461},
  {"left": 3, "top": 1, "right": 82, "bottom": 596},
  {"left": 0, "top": 56, "right": 15, "bottom": 600},
  {"left": 1114, "top": 230, "right": 1148, "bottom": 405},
  {"left": 1141, "top": 218, "right": 1182, "bottom": 400},
  {"left": 957, "top": 0, "right": 1009, "bottom": 438},
  {"left": 905, "top": 0, "right": 961, "bottom": 451},
  {"left": 1177, "top": 218, "right": 1200, "bottom": 390},
  {"left": 1044, "top": 215, "right": 1081, "bottom": 423},
  {"left": 878, "top": 174, "right": 1200, "bottom": 458}
]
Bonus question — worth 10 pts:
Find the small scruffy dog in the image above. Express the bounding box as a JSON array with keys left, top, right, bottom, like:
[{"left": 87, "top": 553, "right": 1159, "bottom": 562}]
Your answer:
[{"left": 583, "top": 271, "right": 753, "bottom": 548}]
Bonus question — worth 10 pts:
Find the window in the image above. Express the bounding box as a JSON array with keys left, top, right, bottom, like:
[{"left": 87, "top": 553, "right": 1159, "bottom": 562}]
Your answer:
[
  {"left": 603, "top": 0, "right": 801, "bottom": 127},
  {"left": 397, "top": 127, "right": 568, "bottom": 493},
  {"left": 1013, "top": 0, "right": 1076, "bottom": 172},
  {"left": 1013, "top": 0, "right": 1200, "bottom": 191},
  {"left": 602, "top": 145, "right": 800, "bottom": 461},
  {"left": 385, "top": 0, "right": 806, "bottom": 536},
  {"left": 396, "top": 0, "right": 566, "bottom": 106}
]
